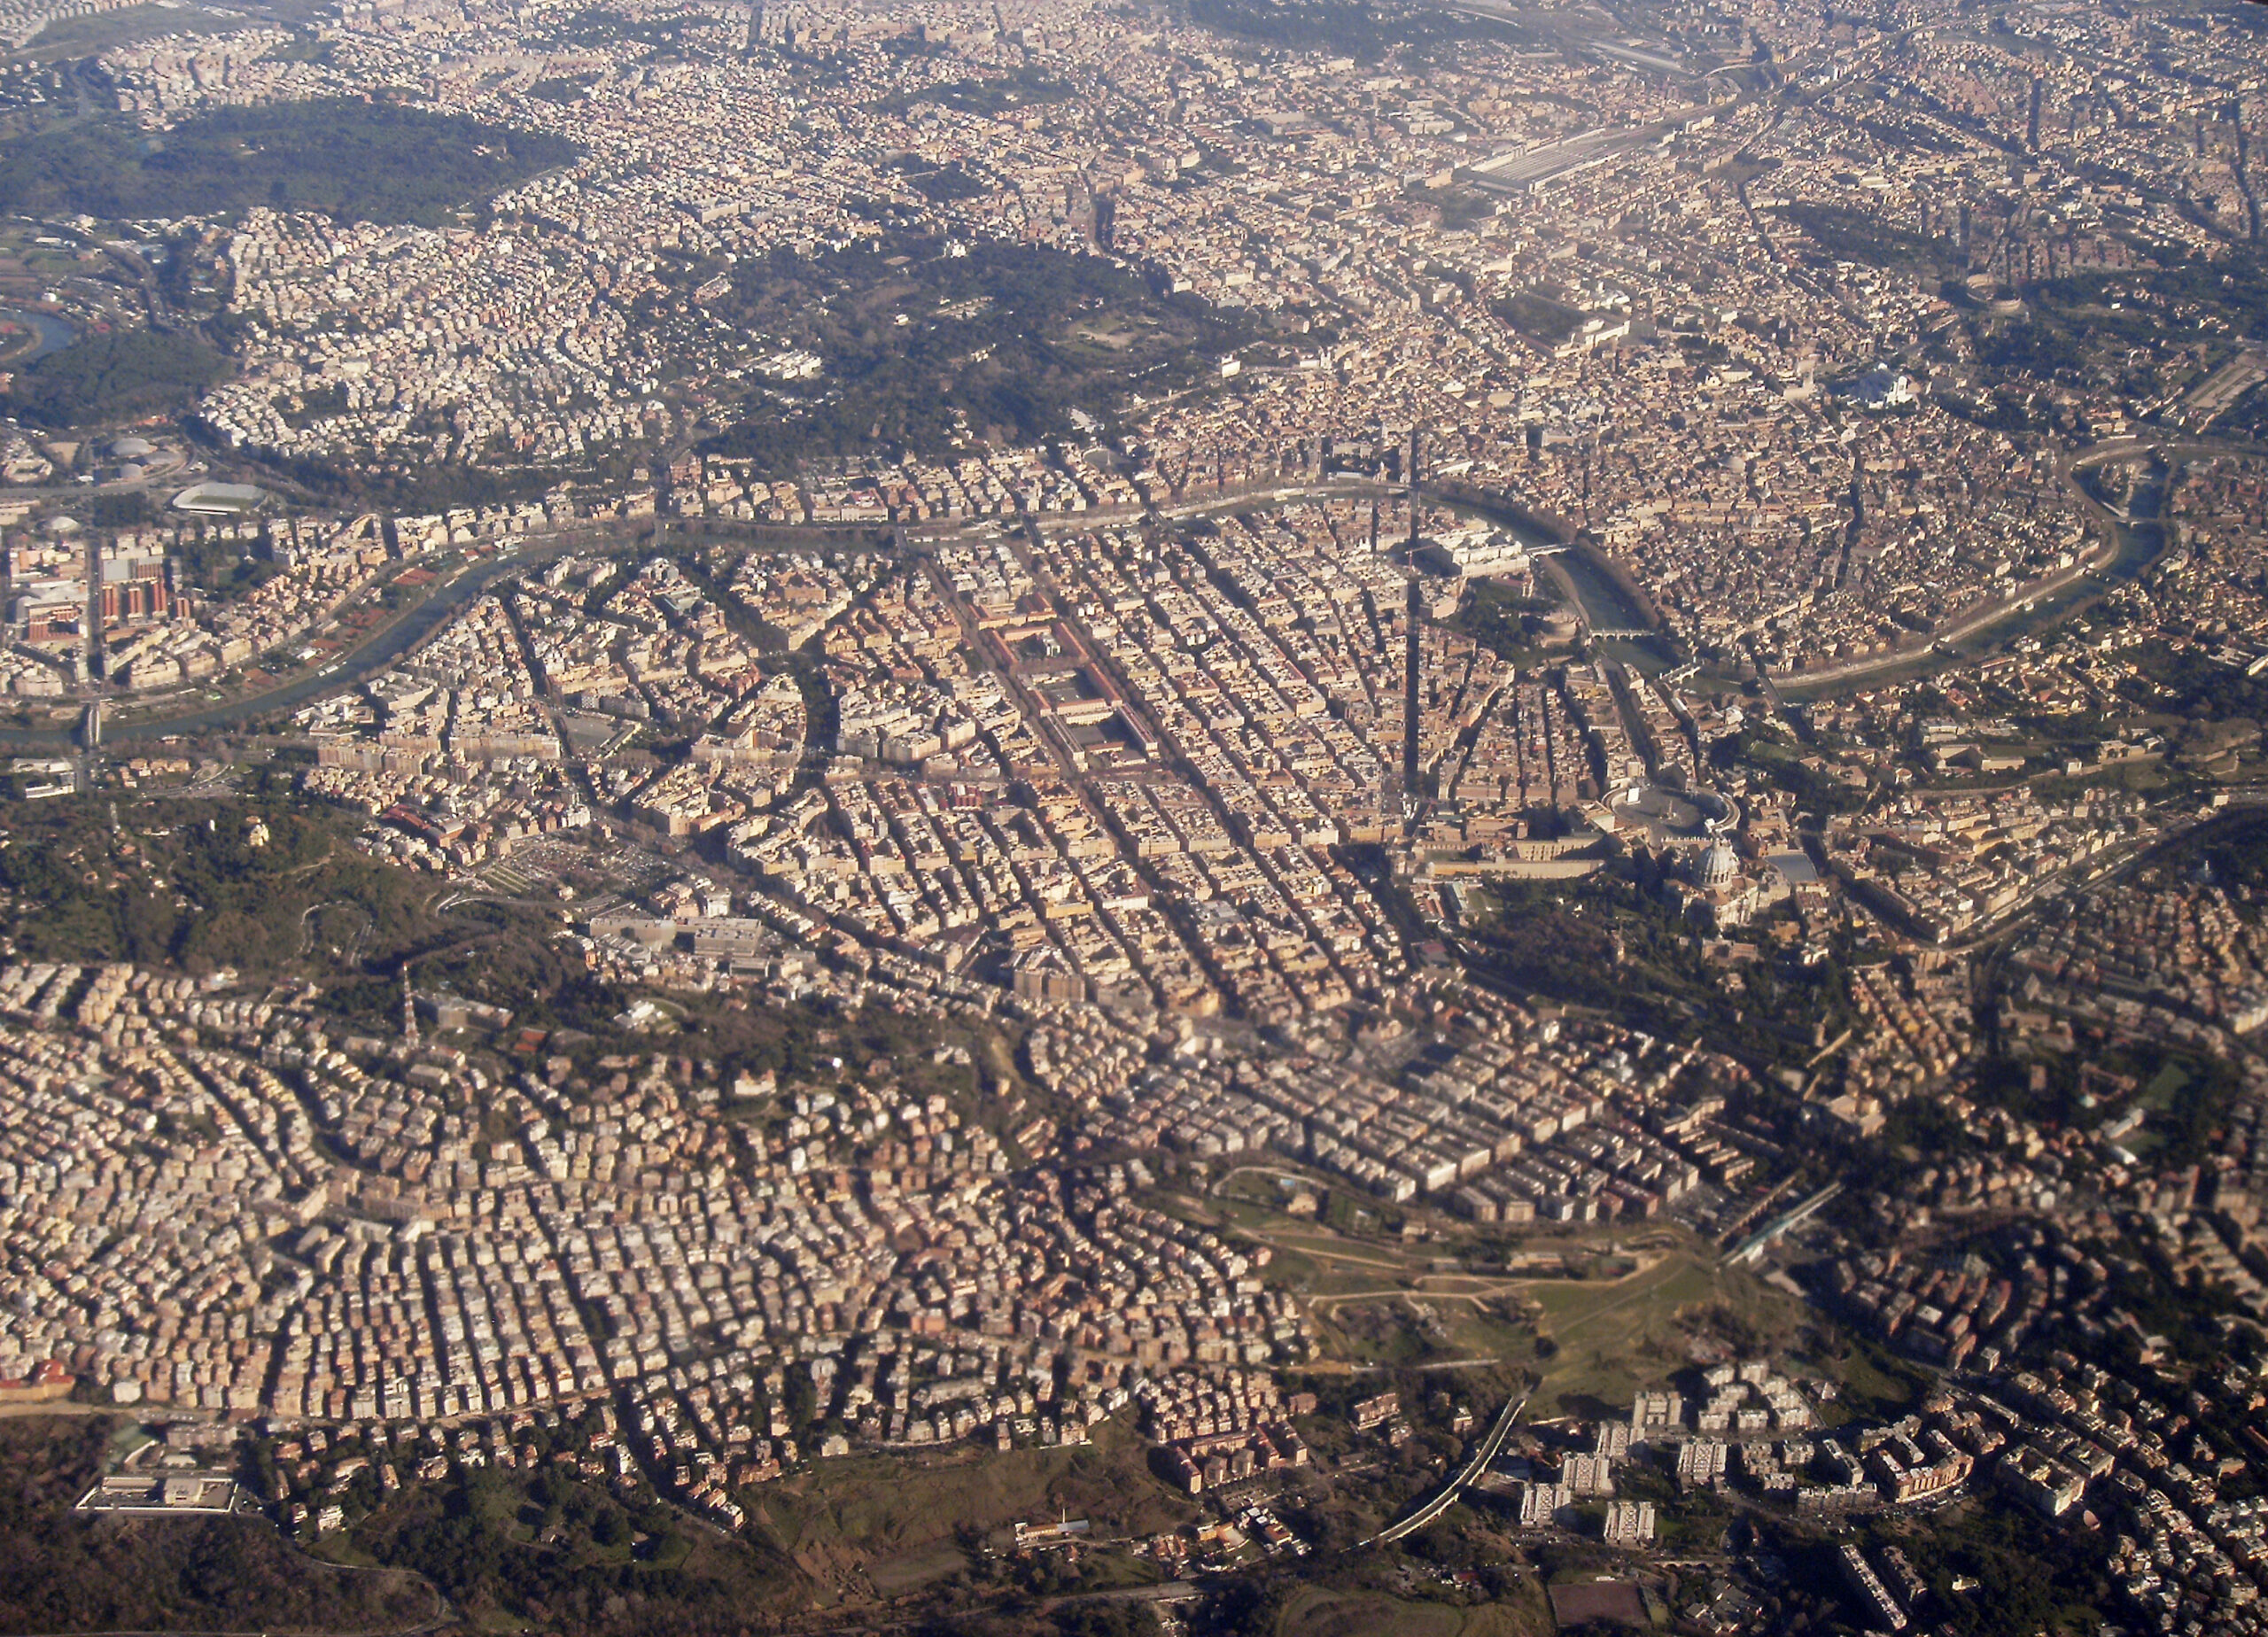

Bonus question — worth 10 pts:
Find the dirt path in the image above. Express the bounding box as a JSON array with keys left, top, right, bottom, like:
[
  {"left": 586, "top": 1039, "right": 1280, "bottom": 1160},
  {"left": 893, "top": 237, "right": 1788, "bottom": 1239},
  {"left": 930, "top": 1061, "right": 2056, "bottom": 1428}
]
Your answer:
[{"left": 1303, "top": 1252, "right": 1667, "bottom": 1314}]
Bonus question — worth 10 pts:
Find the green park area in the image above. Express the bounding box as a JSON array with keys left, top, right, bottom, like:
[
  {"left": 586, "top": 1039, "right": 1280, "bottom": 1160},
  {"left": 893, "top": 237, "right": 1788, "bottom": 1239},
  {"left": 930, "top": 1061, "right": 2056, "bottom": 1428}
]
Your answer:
[
  {"left": 0, "top": 1416, "right": 435, "bottom": 1635},
  {"left": 343, "top": 1458, "right": 794, "bottom": 1632},
  {"left": 0, "top": 98, "right": 579, "bottom": 226},
  {"left": 1273, "top": 1583, "right": 1549, "bottom": 1637},
  {"left": 744, "top": 1416, "right": 1193, "bottom": 1606},
  {"left": 701, "top": 232, "right": 1260, "bottom": 471},
  {"left": 14, "top": 2, "right": 245, "bottom": 59},
  {"left": 1523, "top": 1252, "right": 1804, "bottom": 1417},
  {"left": 10, "top": 327, "right": 227, "bottom": 430},
  {"left": 1195, "top": 1172, "right": 1851, "bottom": 1419}
]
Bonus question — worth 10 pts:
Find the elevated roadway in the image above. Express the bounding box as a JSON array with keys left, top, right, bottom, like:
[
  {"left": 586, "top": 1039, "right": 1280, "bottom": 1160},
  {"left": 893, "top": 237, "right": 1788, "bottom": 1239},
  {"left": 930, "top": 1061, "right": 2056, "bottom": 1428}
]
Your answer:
[
  {"left": 1368, "top": 1387, "right": 1529, "bottom": 1545},
  {"left": 1720, "top": 1183, "right": 1842, "bottom": 1268}
]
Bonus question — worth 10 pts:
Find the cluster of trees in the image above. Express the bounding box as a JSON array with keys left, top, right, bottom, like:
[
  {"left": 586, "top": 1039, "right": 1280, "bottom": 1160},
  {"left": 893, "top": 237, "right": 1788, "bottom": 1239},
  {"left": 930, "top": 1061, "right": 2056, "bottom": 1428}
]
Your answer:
[
  {"left": 880, "top": 72, "right": 1075, "bottom": 118},
  {"left": 360, "top": 1466, "right": 789, "bottom": 1634},
  {"left": 172, "top": 524, "right": 280, "bottom": 599},
  {"left": 1878, "top": 1499, "right": 2116, "bottom": 1637},
  {"left": 255, "top": 440, "right": 604, "bottom": 513},
  {"left": 899, "top": 161, "right": 990, "bottom": 202},
  {"left": 1985, "top": 256, "right": 2268, "bottom": 408},
  {"left": 1449, "top": 573, "right": 1563, "bottom": 664},
  {"left": 2089, "top": 246, "right": 2268, "bottom": 340},
  {"left": 0, "top": 1416, "right": 429, "bottom": 1633},
  {"left": 1779, "top": 202, "right": 1941, "bottom": 270},
  {"left": 10, "top": 326, "right": 225, "bottom": 429},
  {"left": 2131, "top": 634, "right": 2268, "bottom": 723},
  {"left": 908, "top": 1599, "right": 1164, "bottom": 1637},
  {"left": 1493, "top": 288, "right": 1589, "bottom": 347},
  {"left": 1459, "top": 864, "right": 1848, "bottom": 1069},
  {"left": 72, "top": 486, "right": 153, "bottom": 528},
  {"left": 0, "top": 98, "right": 579, "bottom": 226},
  {"left": 1188, "top": 0, "right": 1528, "bottom": 62},
  {"left": 703, "top": 233, "right": 1257, "bottom": 473},
  {"left": 529, "top": 72, "right": 598, "bottom": 103},
  {"left": 0, "top": 790, "right": 424, "bottom": 974},
  {"left": 551, "top": 4, "right": 703, "bottom": 55}
]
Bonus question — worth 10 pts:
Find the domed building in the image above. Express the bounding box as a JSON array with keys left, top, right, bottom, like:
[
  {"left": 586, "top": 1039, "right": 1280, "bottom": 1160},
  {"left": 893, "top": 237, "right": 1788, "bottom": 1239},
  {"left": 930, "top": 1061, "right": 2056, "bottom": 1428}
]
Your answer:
[
  {"left": 1694, "top": 836, "right": 1743, "bottom": 891},
  {"left": 1668, "top": 826, "right": 1774, "bottom": 929}
]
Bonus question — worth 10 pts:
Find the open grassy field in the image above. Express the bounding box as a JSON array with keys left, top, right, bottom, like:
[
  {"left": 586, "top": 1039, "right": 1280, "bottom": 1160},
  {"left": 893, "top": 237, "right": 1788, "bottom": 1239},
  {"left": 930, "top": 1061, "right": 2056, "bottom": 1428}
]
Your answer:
[
  {"left": 1822, "top": 1333, "right": 1935, "bottom": 1422},
  {"left": 864, "top": 1541, "right": 970, "bottom": 1599},
  {"left": 1526, "top": 1251, "right": 1813, "bottom": 1417},
  {"left": 744, "top": 1416, "right": 1195, "bottom": 1598},
  {"left": 18, "top": 3, "right": 249, "bottom": 60},
  {"left": 1276, "top": 1583, "right": 1550, "bottom": 1637},
  {"left": 1208, "top": 1184, "right": 1876, "bottom": 1415}
]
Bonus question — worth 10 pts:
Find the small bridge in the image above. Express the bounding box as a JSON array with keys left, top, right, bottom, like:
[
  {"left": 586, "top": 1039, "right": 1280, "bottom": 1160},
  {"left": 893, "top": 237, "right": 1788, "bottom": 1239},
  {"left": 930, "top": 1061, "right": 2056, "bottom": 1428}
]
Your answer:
[{"left": 1720, "top": 1183, "right": 1843, "bottom": 1268}]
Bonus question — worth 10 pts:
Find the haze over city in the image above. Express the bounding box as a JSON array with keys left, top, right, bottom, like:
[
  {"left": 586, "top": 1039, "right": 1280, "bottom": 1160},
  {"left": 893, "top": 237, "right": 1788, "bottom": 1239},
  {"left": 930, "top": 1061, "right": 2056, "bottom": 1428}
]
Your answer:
[{"left": 0, "top": 0, "right": 2261, "bottom": 1633}]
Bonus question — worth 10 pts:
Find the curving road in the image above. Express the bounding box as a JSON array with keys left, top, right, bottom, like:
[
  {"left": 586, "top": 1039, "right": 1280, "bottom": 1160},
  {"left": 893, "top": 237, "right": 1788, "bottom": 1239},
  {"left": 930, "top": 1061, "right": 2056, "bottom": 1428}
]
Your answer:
[
  {"left": 0, "top": 528, "right": 646, "bottom": 754},
  {"left": 6, "top": 508, "right": 910, "bottom": 756},
  {"left": 12, "top": 418, "right": 2217, "bottom": 756},
  {"left": 1368, "top": 1386, "right": 1529, "bottom": 1545}
]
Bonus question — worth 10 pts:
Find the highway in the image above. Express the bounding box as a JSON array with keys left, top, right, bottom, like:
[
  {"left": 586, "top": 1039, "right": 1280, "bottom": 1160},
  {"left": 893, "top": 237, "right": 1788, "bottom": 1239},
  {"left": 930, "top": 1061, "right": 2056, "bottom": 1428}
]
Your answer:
[
  {"left": 0, "top": 468, "right": 1543, "bottom": 756},
  {"left": 1720, "top": 1182, "right": 1843, "bottom": 1268},
  {"left": 3, "top": 413, "right": 2193, "bottom": 758},
  {"left": 0, "top": 520, "right": 718, "bottom": 754},
  {"left": 0, "top": 508, "right": 915, "bottom": 756},
  {"left": 1368, "top": 1386, "right": 1529, "bottom": 1545}
]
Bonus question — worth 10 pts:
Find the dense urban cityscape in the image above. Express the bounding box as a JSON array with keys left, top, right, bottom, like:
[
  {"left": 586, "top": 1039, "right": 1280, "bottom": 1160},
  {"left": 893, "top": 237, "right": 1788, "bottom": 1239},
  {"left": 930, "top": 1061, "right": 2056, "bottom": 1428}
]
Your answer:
[{"left": 0, "top": 0, "right": 2263, "bottom": 1633}]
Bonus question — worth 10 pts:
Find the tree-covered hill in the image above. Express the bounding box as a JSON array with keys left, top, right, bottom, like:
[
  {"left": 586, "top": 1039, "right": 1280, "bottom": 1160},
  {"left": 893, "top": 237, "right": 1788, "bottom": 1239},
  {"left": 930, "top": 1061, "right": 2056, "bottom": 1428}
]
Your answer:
[{"left": 0, "top": 98, "right": 579, "bottom": 225}]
